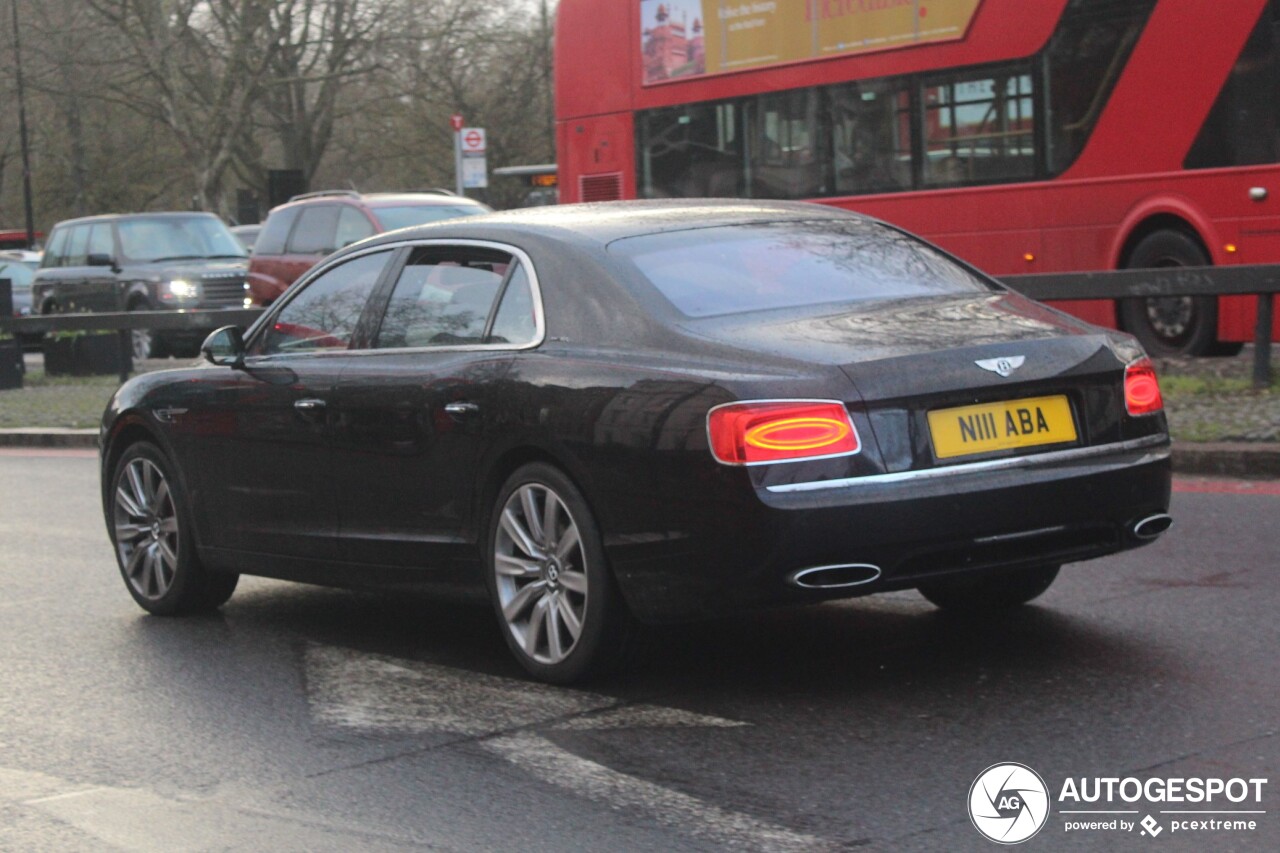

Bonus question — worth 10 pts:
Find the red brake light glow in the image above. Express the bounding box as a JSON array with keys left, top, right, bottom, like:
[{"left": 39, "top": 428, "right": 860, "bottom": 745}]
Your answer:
[
  {"left": 708, "top": 401, "right": 860, "bottom": 465},
  {"left": 1124, "top": 358, "right": 1164, "bottom": 416}
]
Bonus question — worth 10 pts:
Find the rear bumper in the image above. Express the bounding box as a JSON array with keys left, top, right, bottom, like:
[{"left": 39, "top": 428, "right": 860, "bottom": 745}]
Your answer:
[{"left": 608, "top": 436, "right": 1172, "bottom": 622}]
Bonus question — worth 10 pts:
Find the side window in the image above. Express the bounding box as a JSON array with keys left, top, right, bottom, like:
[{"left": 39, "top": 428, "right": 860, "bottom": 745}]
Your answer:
[
  {"left": 288, "top": 205, "right": 341, "bottom": 255},
  {"left": 830, "top": 79, "right": 912, "bottom": 195},
  {"left": 375, "top": 248, "right": 510, "bottom": 349},
  {"left": 746, "top": 89, "right": 826, "bottom": 199},
  {"left": 488, "top": 265, "right": 539, "bottom": 346},
  {"left": 638, "top": 102, "right": 746, "bottom": 198},
  {"left": 64, "top": 225, "right": 91, "bottom": 267},
  {"left": 42, "top": 228, "right": 69, "bottom": 268},
  {"left": 1185, "top": 0, "right": 1280, "bottom": 168},
  {"left": 1047, "top": 0, "right": 1156, "bottom": 174},
  {"left": 257, "top": 250, "right": 391, "bottom": 355},
  {"left": 255, "top": 207, "right": 300, "bottom": 255},
  {"left": 87, "top": 224, "right": 115, "bottom": 259},
  {"left": 335, "top": 206, "right": 376, "bottom": 248},
  {"left": 921, "top": 67, "right": 1035, "bottom": 187}
]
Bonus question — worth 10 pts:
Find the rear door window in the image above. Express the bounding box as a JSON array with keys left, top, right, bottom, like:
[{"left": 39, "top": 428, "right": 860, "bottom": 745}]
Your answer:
[
  {"left": 288, "top": 205, "right": 341, "bottom": 255},
  {"left": 255, "top": 207, "right": 300, "bottom": 255},
  {"left": 488, "top": 265, "right": 538, "bottom": 346},
  {"left": 335, "top": 206, "right": 376, "bottom": 248},
  {"left": 374, "top": 247, "right": 512, "bottom": 348}
]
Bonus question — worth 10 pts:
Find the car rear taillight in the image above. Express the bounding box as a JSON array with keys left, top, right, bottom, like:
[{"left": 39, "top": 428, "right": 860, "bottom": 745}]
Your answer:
[
  {"left": 708, "top": 400, "right": 860, "bottom": 465},
  {"left": 1125, "top": 358, "right": 1164, "bottom": 416}
]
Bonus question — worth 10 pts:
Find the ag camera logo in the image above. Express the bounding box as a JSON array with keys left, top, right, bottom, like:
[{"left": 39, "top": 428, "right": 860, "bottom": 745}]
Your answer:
[{"left": 969, "top": 763, "right": 1050, "bottom": 844}]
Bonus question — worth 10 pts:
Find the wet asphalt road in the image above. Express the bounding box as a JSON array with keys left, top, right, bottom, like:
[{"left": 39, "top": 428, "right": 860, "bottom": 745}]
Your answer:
[{"left": 0, "top": 450, "right": 1276, "bottom": 851}]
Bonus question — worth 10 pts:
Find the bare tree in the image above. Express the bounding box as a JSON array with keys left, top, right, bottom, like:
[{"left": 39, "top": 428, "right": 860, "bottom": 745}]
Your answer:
[
  {"left": 86, "top": 0, "right": 281, "bottom": 214},
  {"left": 259, "top": 0, "right": 387, "bottom": 184}
]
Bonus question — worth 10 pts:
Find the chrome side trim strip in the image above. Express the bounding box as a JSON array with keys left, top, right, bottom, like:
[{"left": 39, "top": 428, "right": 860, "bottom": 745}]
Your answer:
[{"left": 765, "top": 434, "right": 1169, "bottom": 493}]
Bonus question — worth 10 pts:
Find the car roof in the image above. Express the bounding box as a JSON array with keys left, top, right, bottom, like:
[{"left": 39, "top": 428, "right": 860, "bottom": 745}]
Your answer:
[
  {"left": 270, "top": 190, "right": 484, "bottom": 213},
  {"left": 50, "top": 211, "right": 222, "bottom": 228},
  {"left": 361, "top": 193, "right": 486, "bottom": 207},
  {"left": 355, "top": 199, "right": 867, "bottom": 250}
]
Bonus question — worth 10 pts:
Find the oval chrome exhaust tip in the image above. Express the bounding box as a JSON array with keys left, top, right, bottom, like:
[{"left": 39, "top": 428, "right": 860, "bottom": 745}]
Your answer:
[
  {"left": 1132, "top": 513, "right": 1173, "bottom": 540},
  {"left": 789, "top": 563, "right": 882, "bottom": 589}
]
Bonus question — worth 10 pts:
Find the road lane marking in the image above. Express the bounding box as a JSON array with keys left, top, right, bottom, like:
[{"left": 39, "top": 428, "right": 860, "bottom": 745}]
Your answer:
[
  {"left": 304, "top": 644, "right": 826, "bottom": 850},
  {"left": 486, "top": 732, "right": 830, "bottom": 852}
]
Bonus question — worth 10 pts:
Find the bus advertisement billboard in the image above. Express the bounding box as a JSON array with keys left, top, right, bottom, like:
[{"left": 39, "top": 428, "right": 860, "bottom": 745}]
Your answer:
[{"left": 641, "top": 0, "right": 981, "bottom": 85}]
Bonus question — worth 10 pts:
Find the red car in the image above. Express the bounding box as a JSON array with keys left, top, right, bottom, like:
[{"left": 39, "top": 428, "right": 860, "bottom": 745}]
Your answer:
[{"left": 247, "top": 190, "right": 491, "bottom": 304}]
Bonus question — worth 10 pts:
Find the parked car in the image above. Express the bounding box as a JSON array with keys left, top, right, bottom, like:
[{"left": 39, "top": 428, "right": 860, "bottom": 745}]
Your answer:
[
  {"left": 35, "top": 213, "right": 250, "bottom": 359},
  {"left": 247, "top": 190, "right": 491, "bottom": 305},
  {"left": 229, "top": 224, "right": 262, "bottom": 252},
  {"left": 100, "top": 201, "right": 1172, "bottom": 683},
  {"left": 0, "top": 229, "right": 42, "bottom": 251},
  {"left": 0, "top": 250, "right": 41, "bottom": 347}
]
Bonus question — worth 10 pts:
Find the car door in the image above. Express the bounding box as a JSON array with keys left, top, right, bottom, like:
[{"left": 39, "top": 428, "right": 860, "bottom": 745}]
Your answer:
[
  {"left": 329, "top": 242, "right": 545, "bottom": 570},
  {"left": 81, "top": 223, "right": 120, "bottom": 311},
  {"left": 52, "top": 224, "right": 92, "bottom": 312},
  {"left": 183, "top": 248, "right": 397, "bottom": 561},
  {"left": 282, "top": 204, "right": 341, "bottom": 288}
]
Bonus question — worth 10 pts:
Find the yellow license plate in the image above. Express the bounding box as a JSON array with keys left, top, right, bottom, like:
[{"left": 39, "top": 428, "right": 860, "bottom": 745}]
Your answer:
[{"left": 928, "top": 395, "right": 1077, "bottom": 460}]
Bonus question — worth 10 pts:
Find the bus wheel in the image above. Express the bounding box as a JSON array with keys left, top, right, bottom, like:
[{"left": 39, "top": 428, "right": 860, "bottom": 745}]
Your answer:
[{"left": 1119, "top": 230, "right": 1226, "bottom": 357}]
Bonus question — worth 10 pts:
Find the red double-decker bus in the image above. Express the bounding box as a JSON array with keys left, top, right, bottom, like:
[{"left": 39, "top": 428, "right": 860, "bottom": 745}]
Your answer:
[{"left": 555, "top": 0, "right": 1280, "bottom": 355}]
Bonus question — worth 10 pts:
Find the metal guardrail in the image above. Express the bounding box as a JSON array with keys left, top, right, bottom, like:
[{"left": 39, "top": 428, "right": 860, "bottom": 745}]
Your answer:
[
  {"left": 1, "top": 266, "right": 1277, "bottom": 387},
  {"left": 1001, "top": 264, "right": 1277, "bottom": 389},
  {"left": 0, "top": 306, "right": 263, "bottom": 384}
]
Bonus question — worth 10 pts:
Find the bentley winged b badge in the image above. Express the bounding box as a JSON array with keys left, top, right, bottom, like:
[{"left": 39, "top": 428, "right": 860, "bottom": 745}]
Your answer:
[{"left": 974, "top": 355, "right": 1026, "bottom": 378}]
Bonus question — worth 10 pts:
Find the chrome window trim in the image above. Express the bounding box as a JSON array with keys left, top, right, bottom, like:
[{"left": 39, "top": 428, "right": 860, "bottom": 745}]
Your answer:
[
  {"left": 245, "top": 238, "right": 546, "bottom": 360},
  {"left": 764, "top": 434, "right": 1169, "bottom": 493}
]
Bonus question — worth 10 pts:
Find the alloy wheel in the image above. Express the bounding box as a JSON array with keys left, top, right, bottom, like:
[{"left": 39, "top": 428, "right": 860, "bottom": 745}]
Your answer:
[
  {"left": 112, "top": 457, "right": 179, "bottom": 601},
  {"left": 131, "top": 328, "right": 153, "bottom": 361},
  {"left": 493, "top": 483, "right": 588, "bottom": 665}
]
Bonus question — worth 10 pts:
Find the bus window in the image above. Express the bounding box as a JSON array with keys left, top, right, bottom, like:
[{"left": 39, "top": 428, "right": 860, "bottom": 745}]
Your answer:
[
  {"left": 830, "top": 80, "right": 912, "bottom": 196},
  {"left": 639, "top": 102, "right": 745, "bottom": 198},
  {"left": 746, "top": 90, "right": 825, "bottom": 199},
  {"left": 1046, "top": 0, "right": 1156, "bottom": 174},
  {"left": 922, "top": 67, "right": 1035, "bottom": 187},
  {"left": 1186, "top": 0, "right": 1280, "bottom": 168}
]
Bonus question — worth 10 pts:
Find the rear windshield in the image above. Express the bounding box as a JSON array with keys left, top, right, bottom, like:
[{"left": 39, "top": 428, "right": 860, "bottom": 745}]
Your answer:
[
  {"left": 610, "top": 219, "right": 995, "bottom": 318},
  {"left": 372, "top": 205, "right": 487, "bottom": 231}
]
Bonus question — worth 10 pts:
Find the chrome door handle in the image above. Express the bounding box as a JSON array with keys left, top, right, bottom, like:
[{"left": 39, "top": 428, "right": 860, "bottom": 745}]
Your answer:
[
  {"left": 444, "top": 402, "right": 480, "bottom": 416},
  {"left": 294, "top": 398, "right": 327, "bottom": 411}
]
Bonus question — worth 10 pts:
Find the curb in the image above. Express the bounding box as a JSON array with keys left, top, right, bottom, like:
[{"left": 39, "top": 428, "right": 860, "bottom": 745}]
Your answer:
[
  {"left": 1170, "top": 441, "right": 1280, "bottom": 480},
  {"left": 0, "top": 429, "right": 98, "bottom": 448},
  {"left": 1, "top": 430, "right": 1277, "bottom": 479}
]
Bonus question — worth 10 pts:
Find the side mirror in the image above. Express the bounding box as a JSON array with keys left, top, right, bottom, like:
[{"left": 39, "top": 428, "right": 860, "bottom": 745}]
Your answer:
[
  {"left": 201, "top": 325, "right": 246, "bottom": 369},
  {"left": 87, "top": 253, "right": 116, "bottom": 269}
]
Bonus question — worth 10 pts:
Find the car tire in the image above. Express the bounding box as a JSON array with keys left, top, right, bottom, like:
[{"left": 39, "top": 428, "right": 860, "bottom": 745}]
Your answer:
[
  {"left": 917, "top": 565, "right": 1060, "bottom": 612},
  {"left": 1119, "top": 230, "right": 1225, "bottom": 357},
  {"left": 486, "top": 462, "right": 633, "bottom": 684},
  {"left": 108, "top": 442, "right": 238, "bottom": 615}
]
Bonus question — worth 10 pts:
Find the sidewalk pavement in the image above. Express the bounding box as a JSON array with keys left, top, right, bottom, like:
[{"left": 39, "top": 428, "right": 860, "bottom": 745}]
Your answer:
[{"left": 2, "top": 429, "right": 1277, "bottom": 479}]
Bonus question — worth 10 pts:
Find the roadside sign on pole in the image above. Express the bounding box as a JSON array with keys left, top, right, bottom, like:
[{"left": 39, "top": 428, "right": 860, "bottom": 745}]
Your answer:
[
  {"left": 460, "top": 128, "right": 487, "bottom": 154},
  {"left": 460, "top": 127, "right": 488, "bottom": 189},
  {"left": 450, "top": 114, "right": 464, "bottom": 132}
]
